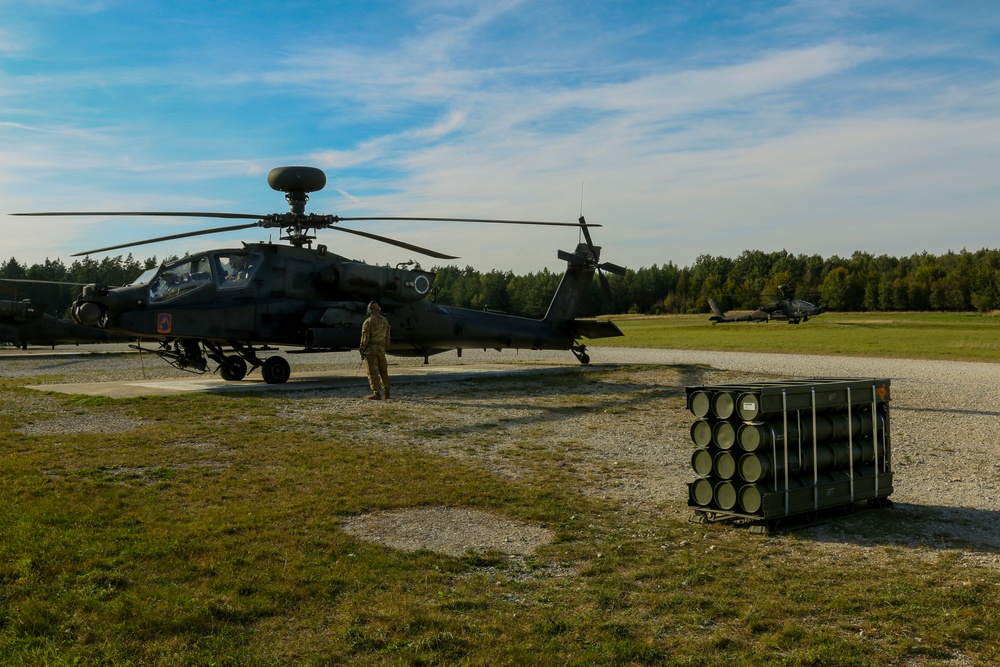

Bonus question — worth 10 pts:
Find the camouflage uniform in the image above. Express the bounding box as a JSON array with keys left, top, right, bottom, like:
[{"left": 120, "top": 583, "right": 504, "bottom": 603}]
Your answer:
[{"left": 360, "top": 309, "right": 391, "bottom": 398}]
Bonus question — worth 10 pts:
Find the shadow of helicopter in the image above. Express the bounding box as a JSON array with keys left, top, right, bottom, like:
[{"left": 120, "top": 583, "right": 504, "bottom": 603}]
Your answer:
[
  {"left": 14, "top": 167, "right": 626, "bottom": 383},
  {"left": 708, "top": 286, "right": 824, "bottom": 325}
]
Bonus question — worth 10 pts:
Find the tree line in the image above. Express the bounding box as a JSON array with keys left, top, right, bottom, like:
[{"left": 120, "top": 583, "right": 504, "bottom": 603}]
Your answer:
[
  {"left": 433, "top": 248, "right": 1000, "bottom": 316},
  {"left": 5, "top": 248, "right": 1000, "bottom": 319},
  {"left": 0, "top": 255, "right": 158, "bottom": 318}
]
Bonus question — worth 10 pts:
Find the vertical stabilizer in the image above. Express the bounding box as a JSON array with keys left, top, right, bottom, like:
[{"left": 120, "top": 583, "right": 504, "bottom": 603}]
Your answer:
[
  {"left": 543, "top": 243, "right": 597, "bottom": 324},
  {"left": 708, "top": 298, "right": 725, "bottom": 319}
]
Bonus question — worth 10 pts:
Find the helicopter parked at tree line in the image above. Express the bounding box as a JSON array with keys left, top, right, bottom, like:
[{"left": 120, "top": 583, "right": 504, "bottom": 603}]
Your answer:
[
  {"left": 708, "top": 286, "right": 824, "bottom": 325},
  {"left": 0, "top": 297, "right": 131, "bottom": 349},
  {"left": 15, "top": 166, "right": 625, "bottom": 382}
]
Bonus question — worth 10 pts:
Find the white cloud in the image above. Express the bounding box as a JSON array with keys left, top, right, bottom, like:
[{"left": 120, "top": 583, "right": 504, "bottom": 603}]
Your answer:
[{"left": 1, "top": 1, "right": 999, "bottom": 275}]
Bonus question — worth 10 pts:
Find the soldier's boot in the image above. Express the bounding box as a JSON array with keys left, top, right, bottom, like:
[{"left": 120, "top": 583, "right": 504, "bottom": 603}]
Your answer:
[
  {"left": 365, "top": 391, "right": 381, "bottom": 400},
  {"left": 383, "top": 387, "right": 391, "bottom": 399}
]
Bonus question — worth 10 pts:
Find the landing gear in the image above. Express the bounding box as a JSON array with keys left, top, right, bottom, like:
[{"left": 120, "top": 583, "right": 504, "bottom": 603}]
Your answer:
[
  {"left": 209, "top": 339, "right": 290, "bottom": 383},
  {"left": 571, "top": 343, "right": 591, "bottom": 365},
  {"left": 262, "top": 356, "right": 291, "bottom": 384},
  {"left": 219, "top": 354, "right": 248, "bottom": 381},
  {"left": 204, "top": 341, "right": 259, "bottom": 381},
  {"left": 147, "top": 339, "right": 210, "bottom": 373},
  {"left": 138, "top": 339, "right": 294, "bottom": 384}
]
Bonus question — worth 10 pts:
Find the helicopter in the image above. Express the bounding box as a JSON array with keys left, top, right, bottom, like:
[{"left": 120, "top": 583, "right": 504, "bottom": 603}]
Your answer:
[
  {"left": 0, "top": 297, "right": 131, "bottom": 349},
  {"left": 708, "top": 286, "right": 824, "bottom": 325},
  {"left": 14, "top": 166, "right": 625, "bottom": 383}
]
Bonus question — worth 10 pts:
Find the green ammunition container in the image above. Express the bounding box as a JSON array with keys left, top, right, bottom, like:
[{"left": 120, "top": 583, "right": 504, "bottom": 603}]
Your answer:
[
  {"left": 690, "top": 419, "right": 713, "bottom": 448},
  {"left": 737, "top": 477, "right": 806, "bottom": 514},
  {"left": 685, "top": 378, "right": 892, "bottom": 526},
  {"left": 737, "top": 438, "right": 887, "bottom": 483},
  {"left": 712, "top": 420, "right": 738, "bottom": 449},
  {"left": 714, "top": 480, "right": 738, "bottom": 510},
  {"left": 735, "top": 380, "right": 890, "bottom": 421},
  {"left": 691, "top": 448, "right": 714, "bottom": 478},
  {"left": 737, "top": 411, "right": 884, "bottom": 452},
  {"left": 712, "top": 391, "right": 737, "bottom": 419},
  {"left": 688, "top": 390, "right": 712, "bottom": 418},
  {"left": 713, "top": 450, "right": 737, "bottom": 480},
  {"left": 690, "top": 478, "right": 714, "bottom": 506}
]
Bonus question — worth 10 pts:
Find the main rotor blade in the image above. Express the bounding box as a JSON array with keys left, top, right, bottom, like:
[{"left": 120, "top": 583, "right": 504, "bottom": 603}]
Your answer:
[
  {"left": 17, "top": 210, "right": 587, "bottom": 260},
  {"left": 331, "top": 227, "right": 458, "bottom": 260},
  {"left": 337, "top": 216, "right": 601, "bottom": 228},
  {"left": 0, "top": 278, "right": 90, "bottom": 286},
  {"left": 15, "top": 212, "right": 599, "bottom": 227},
  {"left": 72, "top": 223, "right": 260, "bottom": 257},
  {"left": 14, "top": 211, "right": 265, "bottom": 220},
  {"left": 577, "top": 215, "right": 598, "bottom": 251}
]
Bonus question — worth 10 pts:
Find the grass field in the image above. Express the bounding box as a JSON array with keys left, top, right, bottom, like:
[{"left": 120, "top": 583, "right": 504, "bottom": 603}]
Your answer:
[
  {"left": 2, "top": 314, "right": 999, "bottom": 665},
  {"left": 601, "top": 311, "right": 1000, "bottom": 363}
]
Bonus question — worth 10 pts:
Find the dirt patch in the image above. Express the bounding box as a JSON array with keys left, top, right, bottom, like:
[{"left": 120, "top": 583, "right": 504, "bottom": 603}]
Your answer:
[
  {"left": 16, "top": 413, "right": 147, "bottom": 436},
  {"left": 341, "top": 506, "right": 555, "bottom": 558}
]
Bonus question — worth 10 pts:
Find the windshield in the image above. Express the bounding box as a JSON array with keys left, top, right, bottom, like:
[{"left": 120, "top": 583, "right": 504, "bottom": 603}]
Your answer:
[
  {"left": 215, "top": 252, "right": 261, "bottom": 289},
  {"left": 149, "top": 255, "right": 213, "bottom": 303},
  {"left": 130, "top": 268, "right": 158, "bottom": 286}
]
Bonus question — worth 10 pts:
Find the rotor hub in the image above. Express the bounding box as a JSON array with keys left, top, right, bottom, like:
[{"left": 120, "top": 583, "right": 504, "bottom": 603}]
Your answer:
[{"left": 263, "top": 167, "right": 330, "bottom": 245}]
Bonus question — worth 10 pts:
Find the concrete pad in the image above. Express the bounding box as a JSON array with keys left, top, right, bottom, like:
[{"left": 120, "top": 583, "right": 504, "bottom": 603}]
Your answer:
[{"left": 27, "top": 363, "right": 585, "bottom": 398}]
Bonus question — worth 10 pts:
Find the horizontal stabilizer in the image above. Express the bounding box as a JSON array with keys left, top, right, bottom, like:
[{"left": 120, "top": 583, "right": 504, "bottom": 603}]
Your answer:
[
  {"left": 571, "top": 319, "right": 624, "bottom": 339},
  {"left": 558, "top": 248, "right": 590, "bottom": 266},
  {"left": 600, "top": 261, "right": 627, "bottom": 276}
]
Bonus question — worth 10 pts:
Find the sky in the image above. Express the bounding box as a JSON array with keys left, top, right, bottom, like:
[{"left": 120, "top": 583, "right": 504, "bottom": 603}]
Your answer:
[{"left": 1, "top": 0, "right": 998, "bottom": 276}]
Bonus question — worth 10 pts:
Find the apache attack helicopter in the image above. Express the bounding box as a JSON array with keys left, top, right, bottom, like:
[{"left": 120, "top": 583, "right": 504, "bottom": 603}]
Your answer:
[
  {"left": 708, "top": 286, "right": 824, "bottom": 325},
  {"left": 0, "top": 297, "right": 131, "bottom": 349},
  {"left": 15, "top": 166, "right": 625, "bottom": 383},
  {"left": 1, "top": 278, "right": 135, "bottom": 349}
]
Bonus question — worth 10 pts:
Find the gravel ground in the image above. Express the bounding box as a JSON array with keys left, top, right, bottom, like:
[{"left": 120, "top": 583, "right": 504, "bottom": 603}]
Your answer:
[{"left": 4, "top": 345, "right": 1000, "bottom": 569}]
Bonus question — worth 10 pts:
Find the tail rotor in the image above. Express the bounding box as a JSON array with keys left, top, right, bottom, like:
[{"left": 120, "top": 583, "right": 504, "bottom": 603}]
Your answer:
[{"left": 577, "top": 216, "right": 626, "bottom": 303}]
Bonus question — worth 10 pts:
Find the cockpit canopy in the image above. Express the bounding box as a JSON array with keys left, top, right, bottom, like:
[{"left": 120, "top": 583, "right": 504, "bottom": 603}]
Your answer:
[
  {"left": 148, "top": 251, "right": 261, "bottom": 303},
  {"left": 216, "top": 252, "right": 262, "bottom": 290}
]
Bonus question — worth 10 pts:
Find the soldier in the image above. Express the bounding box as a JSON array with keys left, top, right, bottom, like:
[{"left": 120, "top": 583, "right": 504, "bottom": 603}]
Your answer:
[{"left": 359, "top": 301, "right": 391, "bottom": 400}]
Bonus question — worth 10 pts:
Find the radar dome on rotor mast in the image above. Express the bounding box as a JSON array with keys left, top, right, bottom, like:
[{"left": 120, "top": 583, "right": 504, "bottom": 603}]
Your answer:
[
  {"left": 267, "top": 166, "right": 327, "bottom": 194},
  {"left": 266, "top": 166, "right": 329, "bottom": 235}
]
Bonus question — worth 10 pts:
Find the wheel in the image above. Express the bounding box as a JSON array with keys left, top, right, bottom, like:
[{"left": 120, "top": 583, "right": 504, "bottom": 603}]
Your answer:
[
  {"left": 579, "top": 352, "right": 590, "bottom": 365},
  {"left": 219, "top": 355, "right": 247, "bottom": 381},
  {"left": 261, "top": 356, "right": 291, "bottom": 384}
]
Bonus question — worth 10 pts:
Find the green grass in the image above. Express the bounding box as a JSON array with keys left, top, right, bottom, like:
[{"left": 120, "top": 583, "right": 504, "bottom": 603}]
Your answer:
[
  {"left": 2, "top": 331, "right": 1000, "bottom": 665},
  {"left": 601, "top": 311, "right": 1000, "bottom": 362}
]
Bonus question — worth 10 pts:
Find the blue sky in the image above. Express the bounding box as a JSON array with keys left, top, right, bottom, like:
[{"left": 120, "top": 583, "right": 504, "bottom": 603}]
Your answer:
[{"left": 1, "top": 0, "right": 998, "bottom": 274}]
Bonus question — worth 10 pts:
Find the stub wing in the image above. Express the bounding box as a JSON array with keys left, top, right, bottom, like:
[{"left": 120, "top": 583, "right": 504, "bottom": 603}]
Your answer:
[{"left": 571, "top": 319, "right": 624, "bottom": 340}]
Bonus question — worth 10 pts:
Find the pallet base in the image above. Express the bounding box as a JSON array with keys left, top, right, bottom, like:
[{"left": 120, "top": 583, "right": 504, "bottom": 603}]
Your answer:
[{"left": 689, "top": 496, "right": 893, "bottom": 534}]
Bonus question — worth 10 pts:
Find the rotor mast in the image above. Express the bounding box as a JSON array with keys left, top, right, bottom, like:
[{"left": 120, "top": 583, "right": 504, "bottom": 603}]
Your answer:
[{"left": 266, "top": 166, "right": 329, "bottom": 248}]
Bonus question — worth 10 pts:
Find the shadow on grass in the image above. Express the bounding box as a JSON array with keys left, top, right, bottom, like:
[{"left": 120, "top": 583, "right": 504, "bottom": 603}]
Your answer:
[
  {"left": 399, "top": 365, "right": 701, "bottom": 439},
  {"left": 797, "top": 501, "right": 1000, "bottom": 555}
]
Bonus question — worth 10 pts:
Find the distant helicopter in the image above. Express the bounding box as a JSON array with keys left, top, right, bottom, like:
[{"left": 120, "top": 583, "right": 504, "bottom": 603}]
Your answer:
[
  {"left": 15, "top": 166, "right": 625, "bottom": 382},
  {"left": 708, "top": 286, "right": 824, "bottom": 325},
  {"left": 0, "top": 297, "right": 130, "bottom": 349}
]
